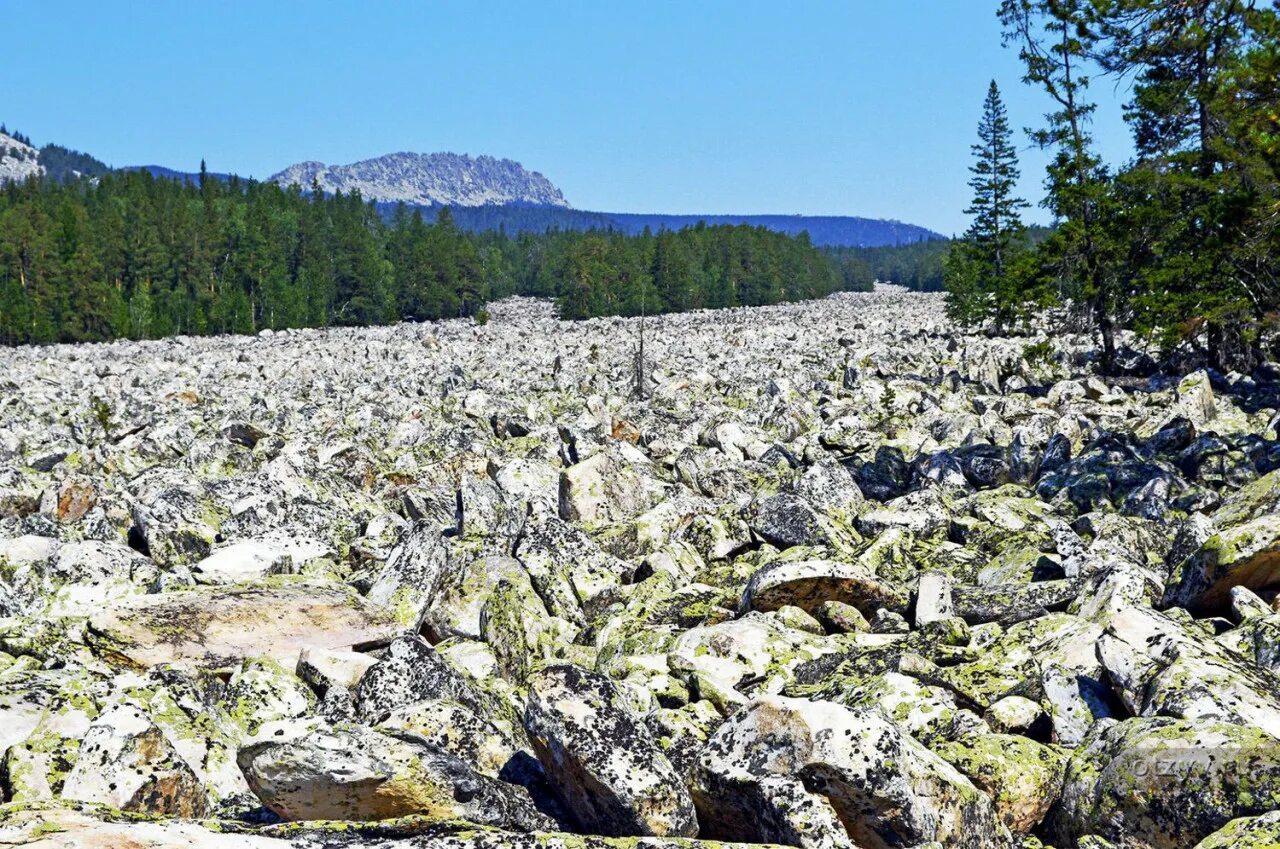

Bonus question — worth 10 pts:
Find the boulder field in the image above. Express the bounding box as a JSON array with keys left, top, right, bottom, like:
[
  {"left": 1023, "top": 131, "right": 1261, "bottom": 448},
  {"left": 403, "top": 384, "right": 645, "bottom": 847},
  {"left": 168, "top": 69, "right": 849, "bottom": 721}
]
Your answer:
[{"left": 3, "top": 291, "right": 1280, "bottom": 848}]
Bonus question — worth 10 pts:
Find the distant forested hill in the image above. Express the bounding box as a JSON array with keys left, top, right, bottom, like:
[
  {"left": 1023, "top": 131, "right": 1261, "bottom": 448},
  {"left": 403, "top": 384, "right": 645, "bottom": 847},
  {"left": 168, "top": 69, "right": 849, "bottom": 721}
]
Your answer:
[
  {"left": 36, "top": 144, "right": 111, "bottom": 182},
  {"left": 823, "top": 225, "right": 1052, "bottom": 292},
  {"left": 3, "top": 125, "right": 945, "bottom": 250},
  {"left": 383, "top": 204, "right": 943, "bottom": 247},
  {"left": 603, "top": 213, "right": 942, "bottom": 247},
  {"left": 124, "top": 164, "right": 235, "bottom": 184}
]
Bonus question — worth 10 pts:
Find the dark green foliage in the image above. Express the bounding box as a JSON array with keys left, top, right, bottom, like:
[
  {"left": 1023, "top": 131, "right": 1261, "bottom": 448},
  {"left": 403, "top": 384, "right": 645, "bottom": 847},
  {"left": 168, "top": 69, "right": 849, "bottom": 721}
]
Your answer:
[
  {"left": 824, "top": 239, "right": 954, "bottom": 292},
  {"left": 36, "top": 144, "right": 112, "bottom": 183},
  {"left": 946, "top": 81, "right": 1031, "bottom": 330},
  {"left": 1091, "top": 0, "right": 1278, "bottom": 371},
  {"left": 0, "top": 171, "right": 840, "bottom": 346},
  {"left": 987, "top": 0, "right": 1279, "bottom": 372},
  {"left": 391, "top": 205, "right": 943, "bottom": 247}
]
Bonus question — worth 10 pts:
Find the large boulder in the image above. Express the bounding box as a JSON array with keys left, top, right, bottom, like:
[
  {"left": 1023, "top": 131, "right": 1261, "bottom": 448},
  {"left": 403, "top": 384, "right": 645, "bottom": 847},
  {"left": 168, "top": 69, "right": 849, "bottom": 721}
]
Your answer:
[
  {"left": 931, "top": 731, "right": 1066, "bottom": 834},
  {"left": 740, "top": 557, "right": 906, "bottom": 617},
  {"left": 238, "top": 725, "right": 552, "bottom": 828},
  {"left": 668, "top": 616, "right": 831, "bottom": 712},
  {"left": 9, "top": 540, "right": 164, "bottom": 618},
  {"left": 747, "top": 493, "right": 836, "bottom": 549},
  {"left": 86, "top": 581, "right": 400, "bottom": 671},
  {"left": 523, "top": 664, "right": 697, "bottom": 837},
  {"left": 365, "top": 521, "right": 450, "bottom": 626},
  {"left": 1164, "top": 513, "right": 1280, "bottom": 613},
  {"left": 559, "top": 444, "right": 666, "bottom": 525},
  {"left": 1193, "top": 812, "right": 1280, "bottom": 849},
  {"left": 60, "top": 703, "right": 205, "bottom": 817},
  {"left": 693, "top": 695, "right": 1004, "bottom": 849},
  {"left": 354, "top": 634, "right": 491, "bottom": 722},
  {"left": 1097, "top": 605, "right": 1280, "bottom": 738},
  {"left": 1050, "top": 717, "right": 1280, "bottom": 849}
]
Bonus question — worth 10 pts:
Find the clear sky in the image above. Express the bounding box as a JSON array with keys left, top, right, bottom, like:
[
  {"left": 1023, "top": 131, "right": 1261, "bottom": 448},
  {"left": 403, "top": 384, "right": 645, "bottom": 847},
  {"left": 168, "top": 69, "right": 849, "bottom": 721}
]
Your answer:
[{"left": 5, "top": 0, "right": 1136, "bottom": 235}]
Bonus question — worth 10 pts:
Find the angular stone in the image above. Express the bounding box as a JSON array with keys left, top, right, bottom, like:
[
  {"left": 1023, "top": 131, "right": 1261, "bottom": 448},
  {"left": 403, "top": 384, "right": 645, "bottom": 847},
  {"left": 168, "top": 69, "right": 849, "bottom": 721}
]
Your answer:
[
  {"left": 741, "top": 558, "right": 906, "bottom": 617},
  {"left": 523, "top": 664, "right": 696, "bottom": 838},
  {"left": 693, "top": 695, "right": 1002, "bottom": 849},
  {"left": 1050, "top": 717, "right": 1280, "bottom": 849},
  {"left": 61, "top": 704, "right": 205, "bottom": 817},
  {"left": 559, "top": 444, "right": 666, "bottom": 525},
  {"left": 239, "top": 724, "right": 552, "bottom": 828},
  {"left": 915, "top": 571, "right": 953, "bottom": 626},
  {"left": 86, "top": 582, "right": 400, "bottom": 671},
  {"left": 1164, "top": 514, "right": 1280, "bottom": 613}
]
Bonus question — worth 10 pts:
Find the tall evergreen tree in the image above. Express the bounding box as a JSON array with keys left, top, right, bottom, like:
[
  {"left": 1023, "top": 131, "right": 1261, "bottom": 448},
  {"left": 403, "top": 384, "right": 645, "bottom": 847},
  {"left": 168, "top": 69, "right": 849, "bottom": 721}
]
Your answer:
[
  {"left": 1000, "top": 0, "right": 1129, "bottom": 372},
  {"left": 1093, "top": 0, "right": 1271, "bottom": 369},
  {"left": 945, "top": 80, "right": 1029, "bottom": 330}
]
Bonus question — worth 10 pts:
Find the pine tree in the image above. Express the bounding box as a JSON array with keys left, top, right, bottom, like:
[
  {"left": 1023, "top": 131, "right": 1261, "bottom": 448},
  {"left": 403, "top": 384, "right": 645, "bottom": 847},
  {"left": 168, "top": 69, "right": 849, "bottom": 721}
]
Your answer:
[
  {"left": 946, "top": 80, "right": 1028, "bottom": 330},
  {"left": 1000, "top": 0, "right": 1127, "bottom": 372},
  {"left": 1094, "top": 0, "right": 1270, "bottom": 370}
]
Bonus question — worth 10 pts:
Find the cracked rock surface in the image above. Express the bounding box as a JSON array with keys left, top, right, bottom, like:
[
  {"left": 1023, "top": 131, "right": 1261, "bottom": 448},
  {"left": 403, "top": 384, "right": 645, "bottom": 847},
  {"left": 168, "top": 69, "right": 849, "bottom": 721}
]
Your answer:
[{"left": 4, "top": 291, "right": 1280, "bottom": 848}]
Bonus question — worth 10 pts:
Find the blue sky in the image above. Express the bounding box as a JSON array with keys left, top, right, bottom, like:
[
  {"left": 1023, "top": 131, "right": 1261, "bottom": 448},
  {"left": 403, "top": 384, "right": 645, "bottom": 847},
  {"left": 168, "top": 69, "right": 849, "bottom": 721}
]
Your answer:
[{"left": 6, "top": 1, "right": 1135, "bottom": 234}]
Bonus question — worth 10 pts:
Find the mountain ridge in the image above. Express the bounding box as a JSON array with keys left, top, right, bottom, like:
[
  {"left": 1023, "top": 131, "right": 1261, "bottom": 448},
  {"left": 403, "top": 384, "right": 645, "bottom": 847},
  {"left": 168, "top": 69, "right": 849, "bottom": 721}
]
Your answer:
[
  {"left": 269, "top": 151, "right": 570, "bottom": 208},
  {"left": 0, "top": 125, "right": 945, "bottom": 246}
]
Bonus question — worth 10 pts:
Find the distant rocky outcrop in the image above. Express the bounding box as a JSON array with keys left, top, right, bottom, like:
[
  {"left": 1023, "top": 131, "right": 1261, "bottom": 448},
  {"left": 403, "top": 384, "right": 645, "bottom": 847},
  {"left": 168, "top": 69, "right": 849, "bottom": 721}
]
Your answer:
[
  {"left": 270, "top": 152, "right": 571, "bottom": 208},
  {"left": 0, "top": 132, "right": 43, "bottom": 183}
]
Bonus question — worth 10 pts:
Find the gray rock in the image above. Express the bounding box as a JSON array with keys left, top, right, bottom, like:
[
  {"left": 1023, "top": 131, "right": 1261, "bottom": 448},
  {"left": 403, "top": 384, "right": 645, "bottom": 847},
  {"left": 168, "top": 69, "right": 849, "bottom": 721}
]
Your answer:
[
  {"left": 238, "top": 724, "right": 552, "bottom": 828},
  {"left": 741, "top": 557, "right": 907, "bottom": 617},
  {"left": 1049, "top": 717, "right": 1280, "bottom": 849},
  {"left": 61, "top": 704, "right": 205, "bottom": 817},
  {"left": 693, "top": 695, "right": 1004, "bottom": 849},
  {"left": 523, "top": 664, "right": 696, "bottom": 837}
]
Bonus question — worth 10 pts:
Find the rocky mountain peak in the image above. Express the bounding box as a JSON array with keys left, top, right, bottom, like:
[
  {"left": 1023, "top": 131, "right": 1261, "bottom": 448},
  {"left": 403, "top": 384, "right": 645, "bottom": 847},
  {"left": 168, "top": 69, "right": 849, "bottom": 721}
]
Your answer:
[
  {"left": 269, "top": 151, "right": 570, "bottom": 208},
  {"left": 0, "top": 131, "right": 43, "bottom": 184}
]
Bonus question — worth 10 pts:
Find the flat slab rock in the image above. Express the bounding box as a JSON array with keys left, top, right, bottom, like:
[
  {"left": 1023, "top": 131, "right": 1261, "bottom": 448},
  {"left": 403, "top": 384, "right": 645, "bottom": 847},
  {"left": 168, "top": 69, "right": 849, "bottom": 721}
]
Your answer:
[
  {"left": 0, "top": 806, "right": 785, "bottom": 848},
  {"left": 85, "top": 581, "right": 401, "bottom": 671}
]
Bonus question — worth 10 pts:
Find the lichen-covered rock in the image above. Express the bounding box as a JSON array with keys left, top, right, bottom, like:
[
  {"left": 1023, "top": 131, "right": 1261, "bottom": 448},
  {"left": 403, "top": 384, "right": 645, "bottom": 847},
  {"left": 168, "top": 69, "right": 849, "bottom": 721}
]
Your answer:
[
  {"left": 481, "top": 577, "right": 564, "bottom": 684},
  {"left": 1192, "top": 811, "right": 1280, "bottom": 848},
  {"left": 559, "top": 444, "right": 666, "bottom": 525},
  {"left": 238, "top": 724, "right": 553, "bottom": 828},
  {"left": 668, "top": 615, "right": 832, "bottom": 711},
  {"left": 1097, "top": 605, "right": 1280, "bottom": 738},
  {"left": 747, "top": 493, "right": 838, "bottom": 549},
  {"left": 60, "top": 703, "right": 205, "bottom": 817},
  {"left": 931, "top": 732, "right": 1066, "bottom": 833},
  {"left": 10, "top": 290, "right": 1280, "bottom": 845},
  {"left": 985, "top": 695, "right": 1050, "bottom": 739},
  {"left": 222, "top": 657, "right": 318, "bottom": 734},
  {"left": 516, "top": 515, "right": 632, "bottom": 626},
  {"left": 86, "top": 581, "right": 400, "bottom": 671},
  {"left": 14, "top": 540, "right": 164, "bottom": 618},
  {"left": 523, "top": 664, "right": 697, "bottom": 837},
  {"left": 1049, "top": 717, "right": 1280, "bottom": 849},
  {"left": 376, "top": 697, "right": 530, "bottom": 781},
  {"left": 693, "top": 695, "right": 1004, "bottom": 849},
  {"left": 354, "top": 635, "right": 489, "bottom": 722},
  {"left": 741, "top": 557, "right": 906, "bottom": 617},
  {"left": 1164, "top": 513, "right": 1280, "bottom": 613},
  {"left": 0, "top": 805, "right": 777, "bottom": 848},
  {"left": 366, "top": 521, "right": 451, "bottom": 626}
]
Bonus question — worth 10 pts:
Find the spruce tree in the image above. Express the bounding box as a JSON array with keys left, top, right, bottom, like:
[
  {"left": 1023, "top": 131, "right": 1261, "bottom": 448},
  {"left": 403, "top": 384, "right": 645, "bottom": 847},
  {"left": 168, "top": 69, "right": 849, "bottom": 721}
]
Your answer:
[{"left": 945, "top": 80, "right": 1028, "bottom": 330}]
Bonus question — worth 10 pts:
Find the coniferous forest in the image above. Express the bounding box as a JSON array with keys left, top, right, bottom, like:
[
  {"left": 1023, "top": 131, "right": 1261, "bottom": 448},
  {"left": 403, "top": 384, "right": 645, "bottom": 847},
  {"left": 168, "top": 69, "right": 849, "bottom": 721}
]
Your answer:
[
  {"left": 0, "top": 167, "right": 844, "bottom": 346},
  {"left": 945, "top": 1, "right": 1280, "bottom": 373}
]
